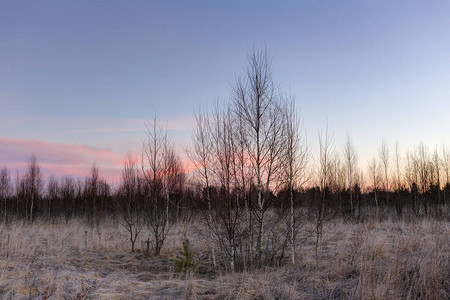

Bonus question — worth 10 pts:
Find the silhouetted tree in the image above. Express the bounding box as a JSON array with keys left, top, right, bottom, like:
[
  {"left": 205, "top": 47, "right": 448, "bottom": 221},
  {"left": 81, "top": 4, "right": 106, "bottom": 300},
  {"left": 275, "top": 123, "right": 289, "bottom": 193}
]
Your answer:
[
  {"left": 60, "top": 176, "right": 77, "bottom": 220},
  {"left": 141, "top": 116, "right": 181, "bottom": 255},
  {"left": 188, "top": 108, "right": 217, "bottom": 269},
  {"left": 316, "top": 123, "right": 334, "bottom": 254},
  {"left": 343, "top": 134, "right": 357, "bottom": 216},
  {"left": 367, "top": 157, "right": 380, "bottom": 207},
  {"left": 46, "top": 175, "right": 59, "bottom": 220},
  {"left": 233, "top": 47, "right": 285, "bottom": 263},
  {"left": 118, "top": 155, "right": 143, "bottom": 252},
  {"left": 0, "top": 166, "right": 11, "bottom": 221},
  {"left": 282, "top": 98, "right": 308, "bottom": 264},
  {"left": 24, "top": 154, "right": 43, "bottom": 223},
  {"left": 379, "top": 141, "right": 390, "bottom": 205}
]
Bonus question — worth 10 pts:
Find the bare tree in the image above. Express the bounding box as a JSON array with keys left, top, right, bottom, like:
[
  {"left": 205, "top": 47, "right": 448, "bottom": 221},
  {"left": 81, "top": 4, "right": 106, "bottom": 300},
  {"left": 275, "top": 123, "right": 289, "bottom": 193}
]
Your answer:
[
  {"left": 188, "top": 108, "right": 217, "bottom": 269},
  {"left": 142, "top": 117, "right": 166, "bottom": 255},
  {"left": 343, "top": 134, "right": 357, "bottom": 216},
  {"left": 46, "top": 175, "right": 59, "bottom": 220},
  {"left": 118, "top": 155, "right": 143, "bottom": 252},
  {"left": 24, "top": 154, "right": 43, "bottom": 223},
  {"left": 405, "top": 150, "right": 417, "bottom": 191},
  {"left": 378, "top": 141, "right": 390, "bottom": 205},
  {"left": 432, "top": 148, "right": 442, "bottom": 216},
  {"left": 232, "top": 47, "right": 285, "bottom": 263},
  {"left": 393, "top": 142, "right": 406, "bottom": 217},
  {"left": 60, "top": 176, "right": 77, "bottom": 220},
  {"left": 14, "top": 170, "right": 23, "bottom": 216},
  {"left": 405, "top": 150, "right": 420, "bottom": 216},
  {"left": 283, "top": 99, "right": 308, "bottom": 264},
  {"left": 232, "top": 101, "right": 253, "bottom": 267},
  {"left": 0, "top": 166, "right": 11, "bottom": 222},
  {"left": 162, "top": 141, "right": 184, "bottom": 227},
  {"left": 316, "top": 122, "right": 334, "bottom": 254},
  {"left": 141, "top": 116, "right": 180, "bottom": 255},
  {"left": 394, "top": 142, "right": 402, "bottom": 191},
  {"left": 416, "top": 143, "right": 430, "bottom": 215},
  {"left": 328, "top": 152, "right": 345, "bottom": 195},
  {"left": 210, "top": 102, "right": 240, "bottom": 272},
  {"left": 354, "top": 167, "right": 364, "bottom": 217},
  {"left": 367, "top": 157, "right": 380, "bottom": 207},
  {"left": 85, "top": 163, "right": 100, "bottom": 226},
  {"left": 442, "top": 144, "right": 449, "bottom": 205}
]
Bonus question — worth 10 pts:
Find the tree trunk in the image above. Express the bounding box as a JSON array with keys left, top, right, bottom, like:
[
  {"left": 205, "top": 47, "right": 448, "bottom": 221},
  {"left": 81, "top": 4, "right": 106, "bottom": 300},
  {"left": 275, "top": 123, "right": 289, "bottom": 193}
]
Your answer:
[{"left": 290, "top": 184, "right": 295, "bottom": 264}]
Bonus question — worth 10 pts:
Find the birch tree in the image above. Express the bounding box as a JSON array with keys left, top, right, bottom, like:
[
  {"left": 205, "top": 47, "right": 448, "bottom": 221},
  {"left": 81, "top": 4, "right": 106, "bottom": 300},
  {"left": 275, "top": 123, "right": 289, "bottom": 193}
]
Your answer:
[
  {"left": 283, "top": 99, "right": 308, "bottom": 264},
  {"left": 188, "top": 108, "right": 217, "bottom": 269},
  {"left": 118, "top": 154, "right": 143, "bottom": 252},
  {"left": 316, "top": 123, "right": 334, "bottom": 254},
  {"left": 85, "top": 163, "right": 100, "bottom": 226},
  {"left": 141, "top": 117, "right": 171, "bottom": 255},
  {"left": 394, "top": 142, "right": 405, "bottom": 217},
  {"left": 367, "top": 157, "right": 380, "bottom": 207},
  {"left": 24, "top": 154, "right": 43, "bottom": 223},
  {"left": 405, "top": 150, "right": 420, "bottom": 216},
  {"left": 232, "top": 101, "right": 252, "bottom": 265},
  {"left": 432, "top": 148, "right": 441, "bottom": 216},
  {"left": 232, "top": 47, "right": 284, "bottom": 263},
  {"left": 210, "top": 103, "right": 239, "bottom": 272},
  {"left": 343, "top": 134, "right": 357, "bottom": 216},
  {"left": 141, "top": 116, "right": 182, "bottom": 255},
  {"left": 378, "top": 141, "right": 390, "bottom": 205},
  {"left": 416, "top": 143, "right": 430, "bottom": 215}
]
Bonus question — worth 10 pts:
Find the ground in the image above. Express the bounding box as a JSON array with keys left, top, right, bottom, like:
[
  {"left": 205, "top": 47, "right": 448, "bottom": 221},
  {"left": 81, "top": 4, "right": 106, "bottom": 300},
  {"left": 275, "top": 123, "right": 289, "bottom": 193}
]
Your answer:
[{"left": 0, "top": 214, "right": 448, "bottom": 299}]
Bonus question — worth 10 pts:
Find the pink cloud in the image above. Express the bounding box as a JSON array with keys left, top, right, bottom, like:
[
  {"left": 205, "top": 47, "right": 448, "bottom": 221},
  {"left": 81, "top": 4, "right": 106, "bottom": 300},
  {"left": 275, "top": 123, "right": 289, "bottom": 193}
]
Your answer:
[{"left": 0, "top": 137, "right": 126, "bottom": 183}]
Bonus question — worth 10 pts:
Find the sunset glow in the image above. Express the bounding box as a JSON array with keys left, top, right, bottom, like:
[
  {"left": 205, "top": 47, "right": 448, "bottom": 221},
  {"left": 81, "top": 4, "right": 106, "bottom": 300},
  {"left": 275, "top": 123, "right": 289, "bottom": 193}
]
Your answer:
[{"left": 0, "top": 137, "right": 125, "bottom": 182}]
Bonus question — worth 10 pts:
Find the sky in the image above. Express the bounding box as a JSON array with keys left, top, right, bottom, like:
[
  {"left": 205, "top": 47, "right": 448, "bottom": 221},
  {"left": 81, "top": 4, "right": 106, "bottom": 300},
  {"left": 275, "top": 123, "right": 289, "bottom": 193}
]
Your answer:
[{"left": 1, "top": 1, "right": 449, "bottom": 183}]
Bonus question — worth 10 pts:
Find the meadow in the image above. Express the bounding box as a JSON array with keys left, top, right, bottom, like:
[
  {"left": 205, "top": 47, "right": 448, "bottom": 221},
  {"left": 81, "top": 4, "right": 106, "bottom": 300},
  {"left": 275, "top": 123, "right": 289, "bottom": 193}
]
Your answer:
[{"left": 0, "top": 210, "right": 448, "bottom": 300}]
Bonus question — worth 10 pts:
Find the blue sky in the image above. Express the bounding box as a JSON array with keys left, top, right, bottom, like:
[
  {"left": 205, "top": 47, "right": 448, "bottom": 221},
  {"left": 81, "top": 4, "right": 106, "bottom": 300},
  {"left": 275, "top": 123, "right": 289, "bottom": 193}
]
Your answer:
[{"left": 1, "top": 1, "right": 449, "bottom": 181}]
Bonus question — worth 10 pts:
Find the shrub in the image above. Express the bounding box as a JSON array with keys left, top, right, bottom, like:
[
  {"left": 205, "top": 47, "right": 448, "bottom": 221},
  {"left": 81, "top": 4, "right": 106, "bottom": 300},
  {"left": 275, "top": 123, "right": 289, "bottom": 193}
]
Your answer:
[{"left": 171, "top": 239, "right": 197, "bottom": 277}]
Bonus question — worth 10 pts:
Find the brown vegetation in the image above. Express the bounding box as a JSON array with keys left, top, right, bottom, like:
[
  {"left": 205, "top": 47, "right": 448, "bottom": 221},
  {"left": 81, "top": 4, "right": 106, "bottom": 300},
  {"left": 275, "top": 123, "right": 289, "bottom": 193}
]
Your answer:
[{"left": 0, "top": 211, "right": 448, "bottom": 299}]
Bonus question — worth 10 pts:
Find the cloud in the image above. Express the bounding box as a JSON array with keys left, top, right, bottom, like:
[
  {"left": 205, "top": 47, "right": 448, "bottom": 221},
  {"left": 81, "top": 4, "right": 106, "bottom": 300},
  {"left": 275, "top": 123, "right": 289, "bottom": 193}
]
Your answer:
[{"left": 0, "top": 137, "right": 126, "bottom": 182}]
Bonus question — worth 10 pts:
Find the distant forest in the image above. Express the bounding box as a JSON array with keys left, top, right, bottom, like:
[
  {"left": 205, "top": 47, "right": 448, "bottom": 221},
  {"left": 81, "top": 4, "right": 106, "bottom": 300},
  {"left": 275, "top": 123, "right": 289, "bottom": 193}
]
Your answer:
[{"left": 1, "top": 49, "right": 448, "bottom": 270}]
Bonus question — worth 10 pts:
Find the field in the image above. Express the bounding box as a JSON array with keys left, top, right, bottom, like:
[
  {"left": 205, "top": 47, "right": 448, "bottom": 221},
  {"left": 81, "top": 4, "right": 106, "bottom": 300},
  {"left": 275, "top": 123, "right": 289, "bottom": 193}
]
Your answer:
[{"left": 0, "top": 213, "right": 448, "bottom": 299}]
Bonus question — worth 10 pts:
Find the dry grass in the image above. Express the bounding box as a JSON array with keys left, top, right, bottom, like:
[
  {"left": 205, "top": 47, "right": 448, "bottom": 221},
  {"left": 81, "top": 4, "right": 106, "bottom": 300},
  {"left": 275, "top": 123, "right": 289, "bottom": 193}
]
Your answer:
[{"left": 0, "top": 215, "right": 448, "bottom": 299}]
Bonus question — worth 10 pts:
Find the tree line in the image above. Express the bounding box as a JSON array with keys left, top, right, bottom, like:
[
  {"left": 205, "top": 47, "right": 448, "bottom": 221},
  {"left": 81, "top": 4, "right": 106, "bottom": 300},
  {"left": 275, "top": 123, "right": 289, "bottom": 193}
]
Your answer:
[{"left": 1, "top": 48, "right": 448, "bottom": 271}]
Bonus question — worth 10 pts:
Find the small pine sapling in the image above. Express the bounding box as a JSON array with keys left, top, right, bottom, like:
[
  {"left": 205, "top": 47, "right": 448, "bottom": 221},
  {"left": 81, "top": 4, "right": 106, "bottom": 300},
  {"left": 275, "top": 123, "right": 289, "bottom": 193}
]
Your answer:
[{"left": 171, "top": 239, "right": 197, "bottom": 277}]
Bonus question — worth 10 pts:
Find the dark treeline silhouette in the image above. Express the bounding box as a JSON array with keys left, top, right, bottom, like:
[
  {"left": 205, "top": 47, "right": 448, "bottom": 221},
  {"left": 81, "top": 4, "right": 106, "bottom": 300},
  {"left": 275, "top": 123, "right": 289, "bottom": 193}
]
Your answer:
[
  {"left": 0, "top": 48, "right": 448, "bottom": 272},
  {"left": 2, "top": 161, "right": 446, "bottom": 221}
]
